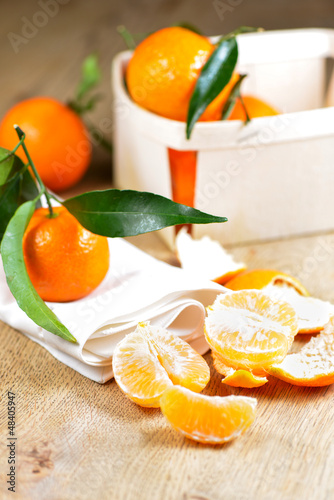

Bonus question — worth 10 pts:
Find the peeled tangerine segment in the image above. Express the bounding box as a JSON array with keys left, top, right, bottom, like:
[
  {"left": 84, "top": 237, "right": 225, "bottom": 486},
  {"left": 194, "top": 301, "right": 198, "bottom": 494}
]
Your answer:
[
  {"left": 205, "top": 290, "right": 299, "bottom": 372},
  {"left": 160, "top": 385, "right": 257, "bottom": 444},
  {"left": 175, "top": 229, "right": 246, "bottom": 285},
  {"left": 212, "top": 351, "right": 268, "bottom": 388},
  {"left": 269, "top": 317, "right": 334, "bottom": 386},
  {"left": 112, "top": 322, "right": 210, "bottom": 407},
  {"left": 263, "top": 283, "right": 334, "bottom": 334}
]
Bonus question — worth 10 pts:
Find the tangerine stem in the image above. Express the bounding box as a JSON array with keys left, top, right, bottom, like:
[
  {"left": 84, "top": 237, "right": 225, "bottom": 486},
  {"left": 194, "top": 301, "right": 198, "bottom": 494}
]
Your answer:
[
  {"left": 11, "top": 135, "right": 26, "bottom": 155},
  {"left": 238, "top": 94, "right": 251, "bottom": 123},
  {"left": 14, "top": 125, "right": 54, "bottom": 218},
  {"left": 1, "top": 135, "right": 26, "bottom": 165},
  {"left": 117, "top": 25, "right": 136, "bottom": 50}
]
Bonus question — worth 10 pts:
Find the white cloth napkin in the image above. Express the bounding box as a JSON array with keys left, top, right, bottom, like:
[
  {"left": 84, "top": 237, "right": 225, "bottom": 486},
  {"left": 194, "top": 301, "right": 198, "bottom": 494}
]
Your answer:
[{"left": 0, "top": 238, "right": 224, "bottom": 383}]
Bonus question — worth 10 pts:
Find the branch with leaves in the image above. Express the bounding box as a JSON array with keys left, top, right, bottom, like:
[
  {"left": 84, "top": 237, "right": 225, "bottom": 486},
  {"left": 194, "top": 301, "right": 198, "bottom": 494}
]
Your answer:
[{"left": 0, "top": 128, "right": 227, "bottom": 343}]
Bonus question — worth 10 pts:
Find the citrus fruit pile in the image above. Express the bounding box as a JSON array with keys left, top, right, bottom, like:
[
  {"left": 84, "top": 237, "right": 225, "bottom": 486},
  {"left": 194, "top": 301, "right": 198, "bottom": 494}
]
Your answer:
[
  {"left": 207, "top": 282, "right": 334, "bottom": 389},
  {"left": 176, "top": 232, "right": 334, "bottom": 388},
  {"left": 113, "top": 322, "right": 257, "bottom": 444},
  {"left": 112, "top": 234, "right": 334, "bottom": 444}
]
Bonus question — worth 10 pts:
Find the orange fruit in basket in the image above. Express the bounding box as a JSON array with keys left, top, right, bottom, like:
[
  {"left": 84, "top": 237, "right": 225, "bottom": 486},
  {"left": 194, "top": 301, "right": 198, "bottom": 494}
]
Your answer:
[
  {"left": 0, "top": 97, "right": 91, "bottom": 192},
  {"left": 160, "top": 385, "right": 257, "bottom": 444},
  {"left": 225, "top": 269, "right": 309, "bottom": 296},
  {"left": 112, "top": 322, "right": 210, "bottom": 407},
  {"left": 23, "top": 206, "right": 109, "bottom": 302},
  {"left": 268, "top": 317, "right": 334, "bottom": 386},
  {"left": 205, "top": 290, "right": 298, "bottom": 372},
  {"left": 212, "top": 351, "right": 268, "bottom": 388},
  {"left": 126, "top": 26, "right": 238, "bottom": 122},
  {"left": 228, "top": 95, "right": 279, "bottom": 120}
]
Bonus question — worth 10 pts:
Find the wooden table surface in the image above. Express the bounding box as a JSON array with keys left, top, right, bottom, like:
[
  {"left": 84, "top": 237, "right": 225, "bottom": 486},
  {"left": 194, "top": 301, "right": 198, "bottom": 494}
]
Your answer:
[
  {"left": 2, "top": 1, "right": 334, "bottom": 499},
  {"left": 1, "top": 229, "right": 334, "bottom": 500}
]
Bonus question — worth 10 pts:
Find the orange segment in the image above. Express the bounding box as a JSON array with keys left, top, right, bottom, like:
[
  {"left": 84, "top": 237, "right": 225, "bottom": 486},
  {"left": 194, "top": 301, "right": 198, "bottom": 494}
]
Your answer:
[
  {"left": 175, "top": 229, "right": 246, "bottom": 284},
  {"left": 112, "top": 322, "right": 210, "bottom": 407},
  {"left": 222, "top": 370, "right": 268, "bottom": 389},
  {"left": 160, "top": 385, "right": 257, "bottom": 444},
  {"left": 263, "top": 284, "right": 334, "bottom": 334},
  {"left": 268, "top": 317, "right": 334, "bottom": 386},
  {"left": 205, "top": 290, "right": 298, "bottom": 371},
  {"left": 225, "top": 269, "right": 309, "bottom": 297},
  {"left": 212, "top": 351, "right": 268, "bottom": 388}
]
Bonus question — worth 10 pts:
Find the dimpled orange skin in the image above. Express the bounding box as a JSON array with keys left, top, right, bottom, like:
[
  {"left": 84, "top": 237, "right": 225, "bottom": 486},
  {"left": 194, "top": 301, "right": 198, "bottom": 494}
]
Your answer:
[
  {"left": 23, "top": 207, "right": 110, "bottom": 303},
  {"left": 126, "top": 26, "right": 238, "bottom": 122},
  {"left": 0, "top": 97, "right": 91, "bottom": 192}
]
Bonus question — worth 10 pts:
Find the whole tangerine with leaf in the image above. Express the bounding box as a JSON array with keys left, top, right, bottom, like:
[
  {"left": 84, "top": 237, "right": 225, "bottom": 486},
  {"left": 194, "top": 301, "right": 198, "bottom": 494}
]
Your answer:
[
  {"left": 0, "top": 125, "right": 227, "bottom": 343},
  {"left": 126, "top": 26, "right": 242, "bottom": 130}
]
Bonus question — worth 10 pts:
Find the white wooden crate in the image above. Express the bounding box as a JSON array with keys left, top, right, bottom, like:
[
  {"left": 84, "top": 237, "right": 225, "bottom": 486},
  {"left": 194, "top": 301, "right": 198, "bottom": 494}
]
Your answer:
[{"left": 112, "top": 29, "right": 334, "bottom": 248}]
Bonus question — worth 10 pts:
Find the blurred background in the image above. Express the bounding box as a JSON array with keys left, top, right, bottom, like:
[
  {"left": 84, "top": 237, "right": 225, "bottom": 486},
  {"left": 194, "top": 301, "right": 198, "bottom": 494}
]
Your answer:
[{"left": 1, "top": 0, "right": 334, "bottom": 186}]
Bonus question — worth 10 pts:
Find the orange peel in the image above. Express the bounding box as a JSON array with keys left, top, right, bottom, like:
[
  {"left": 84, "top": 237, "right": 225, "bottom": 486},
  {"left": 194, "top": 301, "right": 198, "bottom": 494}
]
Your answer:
[
  {"left": 175, "top": 229, "right": 246, "bottom": 285},
  {"left": 225, "top": 269, "right": 309, "bottom": 297},
  {"left": 263, "top": 283, "right": 334, "bottom": 334},
  {"left": 268, "top": 317, "right": 334, "bottom": 386}
]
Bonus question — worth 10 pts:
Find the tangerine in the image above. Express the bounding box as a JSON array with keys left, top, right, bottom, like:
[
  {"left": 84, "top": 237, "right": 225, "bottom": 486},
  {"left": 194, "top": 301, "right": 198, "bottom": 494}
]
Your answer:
[
  {"left": 0, "top": 97, "right": 91, "bottom": 192},
  {"left": 126, "top": 27, "right": 238, "bottom": 122},
  {"left": 205, "top": 290, "right": 298, "bottom": 371},
  {"left": 228, "top": 95, "right": 279, "bottom": 121},
  {"left": 23, "top": 206, "right": 109, "bottom": 302}
]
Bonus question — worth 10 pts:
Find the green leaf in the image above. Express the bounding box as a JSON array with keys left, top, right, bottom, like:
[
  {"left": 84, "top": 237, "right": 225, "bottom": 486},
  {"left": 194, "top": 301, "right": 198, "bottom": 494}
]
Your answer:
[
  {"left": 20, "top": 168, "right": 42, "bottom": 206},
  {"left": 1, "top": 201, "right": 76, "bottom": 343},
  {"left": 0, "top": 163, "right": 40, "bottom": 243},
  {"left": 186, "top": 37, "right": 238, "bottom": 139},
  {"left": 0, "top": 149, "right": 15, "bottom": 185},
  {"left": 76, "top": 54, "right": 101, "bottom": 102},
  {"left": 0, "top": 173, "right": 22, "bottom": 242},
  {"left": 176, "top": 22, "right": 202, "bottom": 35},
  {"left": 62, "top": 189, "right": 227, "bottom": 237},
  {"left": 0, "top": 148, "right": 24, "bottom": 186},
  {"left": 221, "top": 73, "right": 248, "bottom": 120}
]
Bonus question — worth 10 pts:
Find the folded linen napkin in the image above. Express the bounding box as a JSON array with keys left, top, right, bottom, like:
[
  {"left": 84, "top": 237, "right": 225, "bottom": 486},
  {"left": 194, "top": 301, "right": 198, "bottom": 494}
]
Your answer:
[{"left": 0, "top": 237, "right": 224, "bottom": 383}]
